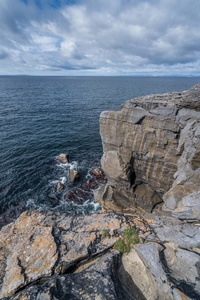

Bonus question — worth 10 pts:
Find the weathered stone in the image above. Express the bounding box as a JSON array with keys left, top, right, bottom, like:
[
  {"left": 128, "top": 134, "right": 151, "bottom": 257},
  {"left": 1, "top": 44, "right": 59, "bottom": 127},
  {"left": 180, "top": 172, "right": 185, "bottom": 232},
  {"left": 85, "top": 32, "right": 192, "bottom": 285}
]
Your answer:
[
  {"left": 144, "top": 214, "right": 200, "bottom": 249},
  {"left": 164, "top": 243, "right": 200, "bottom": 299},
  {"left": 162, "top": 121, "right": 200, "bottom": 215},
  {"left": 57, "top": 153, "right": 69, "bottom": 164},
  {"left": 94, "top": 184, "right": 140, "bottom": 214},
  {"left": 1, "top": 85, "right": 200, "bottom": 300},
  {"left": 129, "top": 243, "right": 175, "bottom": 299},
  {"left": 5, "top": 251, "right": 132, "bottom": 300},
  {"left": 56, "top": 182, "right": 65, "bottom": 191},
  {"left": 0, "top": 212, "right": 58, "bottom": 298},
  {"left": 133, "top": 184, "right": 163, "bottom": 213},
  {"left": 120, "top": 248, "right": 157, "bottom": 300},
  {"left": 126, "top": 242, "right": 199, "bottom": 300},
  {"left": 69, "top": 169, "right": 81, "bottom": 183},
  {"left": 0, "top": 211, "right": 151, "bottom": 298},
  {"left": 85, "top": 177, "right": 99, "bottom": 189},
  {"left": 64, "top": 189, "right": 91, "bottom": 204},
  {"left": 172, "top": 191, "right": 200, "bottom": 221},
  {"left": 81, "top": 168, "right": 107, "bottom": 192},
  {"left": 90, "top": 167, "right": 105, "bottom": 178},
  {"left": 99, "top": 84, "right": 200, "bottom": 214}
]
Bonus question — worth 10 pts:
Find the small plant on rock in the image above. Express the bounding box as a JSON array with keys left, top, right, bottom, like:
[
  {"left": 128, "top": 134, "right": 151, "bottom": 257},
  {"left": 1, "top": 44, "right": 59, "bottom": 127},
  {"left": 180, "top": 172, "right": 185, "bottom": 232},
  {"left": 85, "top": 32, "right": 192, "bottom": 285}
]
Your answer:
[
  {"left": 114, "top": 227, "right": 140, "bottom": 254},
  {"left": 102, "top": 230, "right": 111, "bottom": 239}
]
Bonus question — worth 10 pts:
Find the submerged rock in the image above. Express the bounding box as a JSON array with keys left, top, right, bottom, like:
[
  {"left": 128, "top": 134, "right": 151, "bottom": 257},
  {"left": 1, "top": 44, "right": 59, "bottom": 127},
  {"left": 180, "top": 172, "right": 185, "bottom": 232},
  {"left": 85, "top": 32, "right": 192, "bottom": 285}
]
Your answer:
[
  {"left": 64, "top": 189, "right": 91, "bottom": 204},
  {"left": 82, "top": 177, "right": 99, "bottom": 191}
]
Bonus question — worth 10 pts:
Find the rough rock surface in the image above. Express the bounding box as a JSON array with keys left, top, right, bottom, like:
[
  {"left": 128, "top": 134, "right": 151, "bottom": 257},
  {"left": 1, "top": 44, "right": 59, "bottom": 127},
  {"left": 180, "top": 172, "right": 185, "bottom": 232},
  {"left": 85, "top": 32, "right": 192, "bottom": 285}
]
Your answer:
[
  {"left": 0, "top": 211, "right": 199, "bottom": 299},
  {"left": 0, "top": 210, "right": 148, "bottom": 299},
  {"left": 69, "top": 169, "right": 81, "bottom": 183},
  {"left": 57, "top": 153, "right": 69, "bottom": 164},
  {"left": 97, "top": 84, "right": 200, "bottom": 214}
]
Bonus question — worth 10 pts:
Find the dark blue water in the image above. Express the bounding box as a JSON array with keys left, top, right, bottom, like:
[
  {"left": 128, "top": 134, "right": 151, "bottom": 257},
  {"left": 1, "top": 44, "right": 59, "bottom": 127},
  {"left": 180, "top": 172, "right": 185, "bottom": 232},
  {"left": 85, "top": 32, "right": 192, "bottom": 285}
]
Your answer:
[{"left": 0, "top": 76, "right": 199, "bottom": 216}]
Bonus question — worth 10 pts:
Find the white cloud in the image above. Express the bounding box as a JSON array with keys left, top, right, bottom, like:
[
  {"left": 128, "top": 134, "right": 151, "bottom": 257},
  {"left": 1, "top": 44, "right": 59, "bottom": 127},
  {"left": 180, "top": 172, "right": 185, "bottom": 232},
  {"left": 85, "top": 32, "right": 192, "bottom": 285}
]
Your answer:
[{"left": 0, "top": 0, "right": 200, "bottom": 75}]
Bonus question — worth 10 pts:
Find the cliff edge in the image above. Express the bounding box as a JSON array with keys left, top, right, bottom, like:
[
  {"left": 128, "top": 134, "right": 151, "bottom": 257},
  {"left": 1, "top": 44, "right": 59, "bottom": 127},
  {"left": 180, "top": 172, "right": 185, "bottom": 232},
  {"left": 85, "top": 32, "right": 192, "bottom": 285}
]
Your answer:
[{"left": 95, "top": 84, "right": 200, "bottom": 218}]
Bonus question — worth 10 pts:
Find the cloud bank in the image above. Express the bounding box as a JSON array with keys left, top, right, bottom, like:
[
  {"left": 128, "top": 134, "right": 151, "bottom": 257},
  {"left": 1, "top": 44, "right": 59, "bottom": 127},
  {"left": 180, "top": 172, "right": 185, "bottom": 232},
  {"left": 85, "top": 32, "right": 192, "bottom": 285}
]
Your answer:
[{"left": 0, "top": 0, "right": 200, "bottom": 76}]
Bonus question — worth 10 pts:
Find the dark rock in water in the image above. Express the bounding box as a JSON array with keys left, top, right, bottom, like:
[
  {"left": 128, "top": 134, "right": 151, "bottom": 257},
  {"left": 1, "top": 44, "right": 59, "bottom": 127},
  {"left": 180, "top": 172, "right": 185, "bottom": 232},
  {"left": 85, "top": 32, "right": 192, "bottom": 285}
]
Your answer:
[
  {"left": 0, "top": 202, "right": 26, "bottom": 230},
  {"left": 86, "top": 178, "right": 99, "bottom": 190},
  {"left": 48, "top": 196, "right": 59, "bottom": 208},
  {"left": 81, "top": 168, "right": 107, "bottom": 192},
  {"left": 90, "top": 167, "right": 105, "bottom": 178},
  {"left": 69, "top": 169, "right": 81, "bottom": 183},
  {"left": 64, "top": 189, "right": 91, "bottom": 204},
  {"left": 56, "top": 182, "right": 65, "bottom": 191},
  {"left": 81, "top": 177, "right": 107, "bottom": 192},
  {"left": 90, "top": 167, "right": 108, "bottom": 184},
  {"left": 57, "top": 153, "right": 69, "bottom": 164}
]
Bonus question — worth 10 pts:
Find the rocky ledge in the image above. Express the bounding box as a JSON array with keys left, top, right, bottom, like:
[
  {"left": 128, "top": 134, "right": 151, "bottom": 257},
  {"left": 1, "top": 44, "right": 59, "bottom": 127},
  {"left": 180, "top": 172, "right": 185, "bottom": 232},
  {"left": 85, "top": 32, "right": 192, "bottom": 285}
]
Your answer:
[
  {"left": 0, "top": 85, "right": 199, "bottom": 299},
  {"left": 0, "top": 210, "right": 199, "bottom": 299}
]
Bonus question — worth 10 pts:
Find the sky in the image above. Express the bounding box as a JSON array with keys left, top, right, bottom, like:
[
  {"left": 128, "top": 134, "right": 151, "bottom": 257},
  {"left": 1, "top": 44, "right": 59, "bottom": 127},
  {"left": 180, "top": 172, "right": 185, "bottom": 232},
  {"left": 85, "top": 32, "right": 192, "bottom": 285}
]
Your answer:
[{"left": 0, "top": 0, "right": 200, "bottom": 76}]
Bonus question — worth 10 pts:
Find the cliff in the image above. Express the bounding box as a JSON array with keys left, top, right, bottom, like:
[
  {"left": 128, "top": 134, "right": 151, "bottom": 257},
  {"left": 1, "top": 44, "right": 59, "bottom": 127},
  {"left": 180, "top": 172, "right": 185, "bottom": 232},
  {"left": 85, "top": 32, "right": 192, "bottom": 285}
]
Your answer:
[
  {"left": 95, "top": 84, "right": 200, "bottom": 217},
  {"left": 0, "top": 85, "right": 199, "bottom": 300}
]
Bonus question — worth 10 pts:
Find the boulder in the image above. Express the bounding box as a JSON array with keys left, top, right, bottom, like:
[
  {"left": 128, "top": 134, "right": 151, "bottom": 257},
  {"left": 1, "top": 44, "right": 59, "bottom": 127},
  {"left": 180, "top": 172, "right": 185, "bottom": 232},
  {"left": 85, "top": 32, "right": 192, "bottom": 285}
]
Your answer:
[
  {"left": 94, "top": 184, "right": 140, "bottom": 214},
  {"left": 57, "top": 153, "right": 69, "bottom": 164},
  {"left": 64, "top": 189, "right": 91, "bottom": 204},
  {"left": 56, "top": 182, "right": 65, "bottom": 191},
  {"left": 90, "top": 167, "right": 105, "bottom": 178},
  {"left": 69, "top": 169, "right": 81, "bottom": 183},
  {"left": 83, "top": 177, "right": 99, "bottom": 190}
]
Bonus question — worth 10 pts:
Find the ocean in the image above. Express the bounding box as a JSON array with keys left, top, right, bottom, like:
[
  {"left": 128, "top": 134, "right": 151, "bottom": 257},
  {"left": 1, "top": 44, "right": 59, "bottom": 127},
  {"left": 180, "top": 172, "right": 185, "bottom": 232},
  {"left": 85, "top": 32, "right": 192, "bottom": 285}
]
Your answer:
[{"left": 0, "top": 76, "right": 200, "bottom": 219}]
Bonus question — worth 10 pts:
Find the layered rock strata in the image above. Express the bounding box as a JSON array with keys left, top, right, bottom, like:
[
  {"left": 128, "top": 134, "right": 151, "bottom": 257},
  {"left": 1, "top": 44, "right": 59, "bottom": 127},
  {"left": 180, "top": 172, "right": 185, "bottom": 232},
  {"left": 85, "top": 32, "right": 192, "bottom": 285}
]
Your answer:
[{"left": 96, "top": 84, "right": 200, "bottom": 215}]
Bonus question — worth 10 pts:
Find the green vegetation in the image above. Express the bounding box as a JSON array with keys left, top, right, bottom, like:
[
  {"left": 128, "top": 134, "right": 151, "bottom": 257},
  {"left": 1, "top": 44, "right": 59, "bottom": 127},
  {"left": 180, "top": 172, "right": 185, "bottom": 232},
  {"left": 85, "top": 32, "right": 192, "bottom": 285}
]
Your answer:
[
  {"left": 102, "top": 230, "right": 111, "bottom": 239},
  {"left": 173, "top": 249, "right": 177, "bottom": 254},
  {"left": 114, "top": 227, "right": 140, "bottom": 254},
  {"left": 142, "top": 237, "right": 146, "bottom": 243}
]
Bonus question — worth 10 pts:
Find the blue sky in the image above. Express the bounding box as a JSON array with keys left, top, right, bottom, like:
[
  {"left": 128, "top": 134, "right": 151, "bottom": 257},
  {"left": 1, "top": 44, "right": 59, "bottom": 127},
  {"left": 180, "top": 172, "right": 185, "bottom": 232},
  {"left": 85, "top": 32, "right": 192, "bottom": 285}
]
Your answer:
[{"left": 0, "top": 0, "right": 200, "bottom": 76}]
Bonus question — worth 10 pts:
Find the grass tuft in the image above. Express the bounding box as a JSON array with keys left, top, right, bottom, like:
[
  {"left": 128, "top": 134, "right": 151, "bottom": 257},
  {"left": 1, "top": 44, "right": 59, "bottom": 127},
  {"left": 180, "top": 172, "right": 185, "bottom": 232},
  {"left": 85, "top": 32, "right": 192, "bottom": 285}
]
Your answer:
[
  {"left": 102, "top": 230, "right": 111, "bottom": 239},
  {"left": 114, "top": 227, "right": 140, "bottom": 254}
]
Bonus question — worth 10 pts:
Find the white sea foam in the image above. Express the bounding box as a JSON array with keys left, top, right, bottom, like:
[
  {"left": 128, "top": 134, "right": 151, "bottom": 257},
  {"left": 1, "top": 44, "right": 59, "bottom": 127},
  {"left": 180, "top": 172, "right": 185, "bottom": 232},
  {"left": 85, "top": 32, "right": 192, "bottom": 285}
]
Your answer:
[{"left": 60, "top": 177, "right": 66, "bottom": 184}]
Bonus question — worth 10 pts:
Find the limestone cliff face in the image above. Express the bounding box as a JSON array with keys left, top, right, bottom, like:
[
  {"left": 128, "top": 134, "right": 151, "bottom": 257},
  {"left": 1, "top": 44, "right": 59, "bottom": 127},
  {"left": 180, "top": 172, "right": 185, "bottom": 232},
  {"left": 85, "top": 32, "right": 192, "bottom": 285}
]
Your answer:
[{"left": 96, "top": 84, "right": 200, "bottom": 215}]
